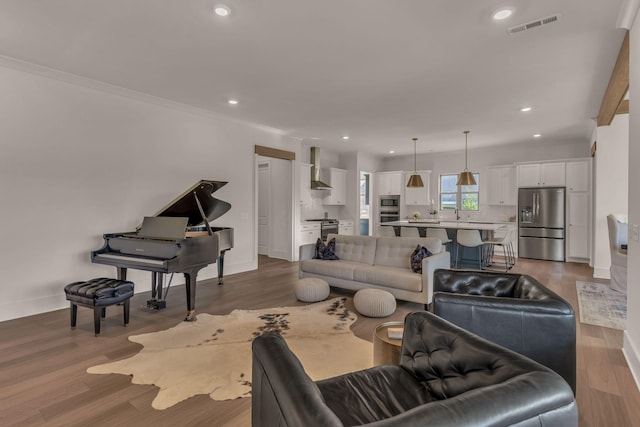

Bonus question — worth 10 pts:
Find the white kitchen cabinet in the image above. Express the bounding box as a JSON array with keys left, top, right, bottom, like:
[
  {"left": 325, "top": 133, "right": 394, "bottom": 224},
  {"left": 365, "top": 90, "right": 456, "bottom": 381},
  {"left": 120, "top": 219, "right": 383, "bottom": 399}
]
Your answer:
[
  {"left": 567, "top": 191, "right": 589, "bottom": 260},
  {"left": 300, "top": 163, "right": 312, "bottom": 206},
  {"left": 403, "top": 171, "right": 431, "bottom": 205},
  {"left": 487, "top": 166, "right": 516, "bottom": 205},
  {"left": 323, "top": 168, "right": 347, "bottom": 205},
  {"left": 299, "top": 222, "right": 321, "bottom": 246},
  {"left": 338, "top": 220, "right": 354, "bottom": 235},
  {"left": 566, "top": 160, "right": 590, "bottom": 192},
  {"left": 517, "top": 162, "right": 566, "bottom": 187},
  {"left": 376, "top": 171, "right": 403, "bottom": 196}
]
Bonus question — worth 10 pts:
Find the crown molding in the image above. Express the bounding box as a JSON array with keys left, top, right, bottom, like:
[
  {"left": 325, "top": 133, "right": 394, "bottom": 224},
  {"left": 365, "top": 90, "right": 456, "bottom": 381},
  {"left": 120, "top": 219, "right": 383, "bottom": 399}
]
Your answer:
[{"left": 0, "top": 54, "right": 286, "bottom": 136}]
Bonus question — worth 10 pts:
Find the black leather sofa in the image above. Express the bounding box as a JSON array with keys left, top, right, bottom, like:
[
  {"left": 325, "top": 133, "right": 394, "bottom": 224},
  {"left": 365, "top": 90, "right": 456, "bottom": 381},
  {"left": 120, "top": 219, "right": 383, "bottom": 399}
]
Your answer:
[
  {"left": 251, "top": 311, "right": 578, "bottom": 427},
  {"left": 431, "top": 269, "right": 576, "bottom": 394}
]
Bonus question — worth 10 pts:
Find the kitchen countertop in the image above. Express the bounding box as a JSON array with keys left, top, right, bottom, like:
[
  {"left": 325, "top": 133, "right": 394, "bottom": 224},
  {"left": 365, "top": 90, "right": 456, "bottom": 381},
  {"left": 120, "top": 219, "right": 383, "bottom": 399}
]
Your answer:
[{"left": 383, "top": 220, "right": 508, "bottom": 231}]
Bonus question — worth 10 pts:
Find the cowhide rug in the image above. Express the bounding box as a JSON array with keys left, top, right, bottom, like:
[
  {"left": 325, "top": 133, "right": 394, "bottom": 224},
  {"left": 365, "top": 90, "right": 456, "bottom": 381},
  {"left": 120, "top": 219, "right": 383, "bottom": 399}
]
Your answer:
[
  {"left": 87, "top": 297, "right": 372, "bottom": 409},
  {"left": 576, "top": 281, "right": 626, "bottom": 330}
]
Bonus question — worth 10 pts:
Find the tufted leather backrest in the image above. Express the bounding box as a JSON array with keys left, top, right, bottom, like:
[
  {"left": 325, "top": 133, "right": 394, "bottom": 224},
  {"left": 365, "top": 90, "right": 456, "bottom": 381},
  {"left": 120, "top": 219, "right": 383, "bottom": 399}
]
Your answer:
[
  {"left": 400, "top": 311, "right": 546, "bottom": 400},
  {"left": 433, "top": 269, "right": 518, "bottom": 297}
]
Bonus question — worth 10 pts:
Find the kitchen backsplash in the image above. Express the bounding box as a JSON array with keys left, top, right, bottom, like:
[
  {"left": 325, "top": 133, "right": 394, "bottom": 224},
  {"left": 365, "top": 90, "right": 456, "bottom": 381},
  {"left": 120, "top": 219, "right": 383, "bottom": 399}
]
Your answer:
[{"left": 301, "top": 191, "right": 345, "bottom": 220}]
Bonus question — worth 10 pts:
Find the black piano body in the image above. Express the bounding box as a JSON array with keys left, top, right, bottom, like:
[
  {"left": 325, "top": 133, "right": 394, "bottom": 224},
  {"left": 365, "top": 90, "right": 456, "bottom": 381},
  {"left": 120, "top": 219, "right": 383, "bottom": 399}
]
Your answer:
[{"left": 91, "top": 180, "right": 234, "bottom": 321}]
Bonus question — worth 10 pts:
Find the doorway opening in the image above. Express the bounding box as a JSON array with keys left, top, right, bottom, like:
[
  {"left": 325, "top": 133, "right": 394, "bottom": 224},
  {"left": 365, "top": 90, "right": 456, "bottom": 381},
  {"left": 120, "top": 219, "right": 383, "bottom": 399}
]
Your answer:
[{"left": 360, "top": 171, "right": 371, "bottom": 235}]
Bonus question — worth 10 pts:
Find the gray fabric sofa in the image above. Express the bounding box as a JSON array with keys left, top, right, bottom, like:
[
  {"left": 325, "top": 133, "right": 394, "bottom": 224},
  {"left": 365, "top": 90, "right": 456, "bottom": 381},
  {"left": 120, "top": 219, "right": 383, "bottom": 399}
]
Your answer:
[
  {"left": 299, "top": 234, "right": 450, "bottom": 306},
  {"left": 251, "top": 311, "right": 578, "bottom": 427}
]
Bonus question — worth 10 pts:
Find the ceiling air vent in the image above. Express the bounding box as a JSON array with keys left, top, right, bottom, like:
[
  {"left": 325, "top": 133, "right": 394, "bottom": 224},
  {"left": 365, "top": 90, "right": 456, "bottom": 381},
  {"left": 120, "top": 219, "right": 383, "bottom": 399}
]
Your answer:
[{"left": 507, "top": 14, "right": 560, "bottom": 35}]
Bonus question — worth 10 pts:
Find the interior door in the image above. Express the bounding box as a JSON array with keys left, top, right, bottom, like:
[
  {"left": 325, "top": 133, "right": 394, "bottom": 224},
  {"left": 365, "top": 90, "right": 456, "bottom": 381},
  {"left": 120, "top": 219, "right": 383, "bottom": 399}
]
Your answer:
[{"left": 258, "top": 161, "right": 270, "bottom": 255}]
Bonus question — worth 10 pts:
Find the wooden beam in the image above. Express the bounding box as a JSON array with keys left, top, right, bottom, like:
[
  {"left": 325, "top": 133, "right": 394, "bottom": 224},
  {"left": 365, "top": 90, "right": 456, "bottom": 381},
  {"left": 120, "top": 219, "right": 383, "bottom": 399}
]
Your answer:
[
  {"left": 254, "top": 145, "right": 296, "bottom": 160},
  {"left": 616, "top": 99, "right": 629, "bottom": 115},
  {"left": 597, "top": 31, "right": 629, "bottom": 126}
]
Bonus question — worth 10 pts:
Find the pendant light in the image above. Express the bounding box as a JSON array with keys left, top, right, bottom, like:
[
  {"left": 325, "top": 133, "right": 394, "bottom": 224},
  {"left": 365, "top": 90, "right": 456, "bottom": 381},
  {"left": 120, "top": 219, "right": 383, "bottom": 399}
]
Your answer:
[
  {"left": 407, "top": 138, "right": 424, "bottom": 188},
  {"left": 456, "top": 131, "right": 477, "bottom": 186},
  {"left": 407, "top": 138, "right": 424, "bottom": 187}
]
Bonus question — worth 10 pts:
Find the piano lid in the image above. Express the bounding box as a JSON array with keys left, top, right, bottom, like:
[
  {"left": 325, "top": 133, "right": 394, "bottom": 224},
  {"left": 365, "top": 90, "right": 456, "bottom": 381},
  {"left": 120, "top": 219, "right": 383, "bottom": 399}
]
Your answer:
[{"left": 153, "top": 180, "right": 231, "bottom": 227}]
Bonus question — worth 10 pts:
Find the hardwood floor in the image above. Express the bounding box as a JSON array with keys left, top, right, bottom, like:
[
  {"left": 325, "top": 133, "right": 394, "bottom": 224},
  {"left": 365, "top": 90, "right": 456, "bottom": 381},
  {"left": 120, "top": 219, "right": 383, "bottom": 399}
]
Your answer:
[{"left": 1, "top": 256, "right": 639, "bottom": 426}]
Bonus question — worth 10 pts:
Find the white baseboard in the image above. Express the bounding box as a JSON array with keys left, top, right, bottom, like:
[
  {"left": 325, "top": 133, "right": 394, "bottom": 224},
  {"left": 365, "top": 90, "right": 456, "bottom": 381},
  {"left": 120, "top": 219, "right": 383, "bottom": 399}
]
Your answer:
[
  {"left": 0, "top": 261, "right": 259, "bottom": 323},
  {"left": 623, "top": 332, "right": 640, "bottom": 392},
  {"left": 0, "top": 294, "right": 68, "bottom": 323},
  {"left": 593, "top": 267, "right": 611, "bottom": 279}
]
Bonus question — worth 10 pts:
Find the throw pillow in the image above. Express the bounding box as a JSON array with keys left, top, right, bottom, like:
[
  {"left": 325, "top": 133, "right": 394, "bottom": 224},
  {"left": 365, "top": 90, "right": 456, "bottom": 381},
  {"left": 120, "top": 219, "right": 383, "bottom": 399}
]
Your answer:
[
  {"left": 410, "top": 245, "right": 432, "bottom": 273},
  {"left": 314, "top": 237, "right": 340, "bottom": 260}
]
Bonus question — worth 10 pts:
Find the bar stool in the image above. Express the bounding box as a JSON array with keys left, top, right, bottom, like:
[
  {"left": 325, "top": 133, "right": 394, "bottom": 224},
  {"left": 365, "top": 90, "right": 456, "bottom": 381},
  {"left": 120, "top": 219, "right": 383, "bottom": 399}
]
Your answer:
[
  {"left": 455, "top": 229, "right": 487, "bottom": 269},
  {"left": 378, "top": 226, "right": 397, "bottom": 237},
  {"left": 483, "top": 228, "right": 516, "bottom": 271},
  {"left": 426, "top": 228, "right": 452, "bottom": 253},
  {"left": 400, "top": 227, "right": 420, "bottom": 238}
]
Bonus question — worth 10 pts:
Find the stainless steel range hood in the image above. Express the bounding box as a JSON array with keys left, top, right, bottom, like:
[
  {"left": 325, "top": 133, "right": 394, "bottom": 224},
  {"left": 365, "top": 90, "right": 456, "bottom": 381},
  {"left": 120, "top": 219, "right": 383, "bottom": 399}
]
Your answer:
[{"left": 310, "top": 147, "right": 332, "bottom": 190}]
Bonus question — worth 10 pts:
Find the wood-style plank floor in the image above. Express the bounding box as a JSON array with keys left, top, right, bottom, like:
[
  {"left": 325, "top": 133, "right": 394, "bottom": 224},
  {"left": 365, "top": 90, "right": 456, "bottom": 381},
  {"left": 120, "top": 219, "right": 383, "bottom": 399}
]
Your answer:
[{"left": 1, "top": 256, "right": 638, "bottom": 426}]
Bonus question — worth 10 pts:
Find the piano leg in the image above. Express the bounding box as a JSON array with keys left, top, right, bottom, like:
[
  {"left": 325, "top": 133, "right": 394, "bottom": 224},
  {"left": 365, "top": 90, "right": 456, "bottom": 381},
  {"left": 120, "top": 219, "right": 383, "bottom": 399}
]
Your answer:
[
  {"left": 217, "top": 250, "right": 228, "bottom": 285},
  {"left": 147, "top": 273, "right": 167, "bottom": 310},
  {"left": 183, "top": 269, "right": 199, "bottom": 322}
]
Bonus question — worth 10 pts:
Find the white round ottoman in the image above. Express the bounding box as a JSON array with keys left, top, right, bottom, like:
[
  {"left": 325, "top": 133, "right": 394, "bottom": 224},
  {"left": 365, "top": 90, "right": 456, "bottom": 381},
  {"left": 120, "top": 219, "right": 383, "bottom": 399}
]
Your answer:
[
  {"left": 295, "top": 278, "right": 330, "bottom": 302},
  {"left": 354, "top": 289, "right": 396, "bottom": 317}
]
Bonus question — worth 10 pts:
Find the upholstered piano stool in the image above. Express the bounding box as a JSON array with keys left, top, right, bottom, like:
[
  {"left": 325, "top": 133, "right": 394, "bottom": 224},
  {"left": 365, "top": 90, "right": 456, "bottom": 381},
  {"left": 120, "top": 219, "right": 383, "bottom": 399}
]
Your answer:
[{"left": 64, "top": 278, "right": 134, "bottom": 336}]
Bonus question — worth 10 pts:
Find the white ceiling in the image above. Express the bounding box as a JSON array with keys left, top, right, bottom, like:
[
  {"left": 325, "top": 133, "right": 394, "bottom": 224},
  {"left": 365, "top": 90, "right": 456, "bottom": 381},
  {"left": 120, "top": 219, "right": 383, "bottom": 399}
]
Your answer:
[{"left": 0, "top": 0, "right": 627, "bottom": 156}]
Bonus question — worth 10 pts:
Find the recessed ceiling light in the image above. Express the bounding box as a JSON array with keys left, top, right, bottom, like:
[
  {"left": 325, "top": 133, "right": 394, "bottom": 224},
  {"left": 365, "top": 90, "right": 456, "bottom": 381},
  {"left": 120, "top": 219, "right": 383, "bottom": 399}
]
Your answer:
[
  {"left": 520, "top": 107, "right": 532, "bottom": 112},
  {"left": 227, "top": 99, "right": 238, "bottom": 105},
  {"left": 214, "top": 5, "right": 230, "bottom": 17},
  {"left": 342, "top": 136, "right": 350, "bottom": 140},
  {"left": 388, "top": 150, "right": 395, "bottom": 154},
  {"left": 533, "top": 134, "right": 542, "bottom": 138},
  {"left": 493, "top": 8, "right": 514, "bottom": 21}
]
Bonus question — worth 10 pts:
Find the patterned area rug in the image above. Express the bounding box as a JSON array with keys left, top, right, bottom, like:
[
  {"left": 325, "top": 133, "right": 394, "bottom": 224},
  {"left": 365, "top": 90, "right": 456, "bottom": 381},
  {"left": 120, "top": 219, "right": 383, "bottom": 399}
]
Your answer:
[
  {"left": 87, "top": 297, "right": 372, "bottom": 409},
  {"left": 576, "top": 281, "right": 626, "bottom": 330}
]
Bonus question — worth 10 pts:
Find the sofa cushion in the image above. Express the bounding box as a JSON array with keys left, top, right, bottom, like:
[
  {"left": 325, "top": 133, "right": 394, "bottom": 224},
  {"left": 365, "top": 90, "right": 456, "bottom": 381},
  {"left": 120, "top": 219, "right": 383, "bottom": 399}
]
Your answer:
[
  {"left": 374, "top": 237, "right": 442, "bottom": 269},
  {"left": 300, "top": 259, "right": 364, "bottom": 281},
  {"left": 313, "top": 237, "right": 339, "bottom": 260},
  {"left": 353, "top": 265, "right": 423, "bottom": 292},
  {"left": 316, "top": 365, "right": 431, "bottom": 425},
  {"left": 327, "top": 233, "right": 377, "bottom": 265},
  {"left": 410, "top": 245, "right": 432, "bottom": 273}
]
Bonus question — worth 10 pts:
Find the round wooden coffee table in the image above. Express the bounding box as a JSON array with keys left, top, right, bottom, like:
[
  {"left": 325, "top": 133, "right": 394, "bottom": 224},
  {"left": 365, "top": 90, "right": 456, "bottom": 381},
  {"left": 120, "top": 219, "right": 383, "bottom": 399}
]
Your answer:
[{"left": 373, "top": 321, "right": 404, "bottom": 365}]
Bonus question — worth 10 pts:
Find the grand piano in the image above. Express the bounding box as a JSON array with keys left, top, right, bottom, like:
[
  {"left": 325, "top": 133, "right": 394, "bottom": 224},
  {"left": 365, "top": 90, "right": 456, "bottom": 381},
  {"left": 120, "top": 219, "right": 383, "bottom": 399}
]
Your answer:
[{"left": 91, "top": 180, "right": 233, "bottom": 321}]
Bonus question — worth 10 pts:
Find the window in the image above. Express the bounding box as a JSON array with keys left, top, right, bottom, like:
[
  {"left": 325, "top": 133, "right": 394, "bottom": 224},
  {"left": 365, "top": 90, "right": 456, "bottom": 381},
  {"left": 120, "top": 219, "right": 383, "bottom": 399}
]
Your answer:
[{"left": 439, "top": 173, "right": 480, "bottom": 211}]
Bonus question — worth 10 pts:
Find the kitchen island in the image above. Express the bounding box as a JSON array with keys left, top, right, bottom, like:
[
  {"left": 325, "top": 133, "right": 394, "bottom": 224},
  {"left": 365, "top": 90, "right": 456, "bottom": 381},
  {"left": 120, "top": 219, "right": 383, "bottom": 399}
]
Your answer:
[{"left": 382, "top": 220, "right": 512, "bottom": 268}]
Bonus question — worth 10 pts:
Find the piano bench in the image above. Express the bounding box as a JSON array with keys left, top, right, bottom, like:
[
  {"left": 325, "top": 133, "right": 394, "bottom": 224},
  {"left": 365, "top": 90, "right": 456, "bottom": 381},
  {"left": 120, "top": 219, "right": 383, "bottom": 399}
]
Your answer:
[{"left": 64, "top": 278, "right": 135, "bottom": 336}]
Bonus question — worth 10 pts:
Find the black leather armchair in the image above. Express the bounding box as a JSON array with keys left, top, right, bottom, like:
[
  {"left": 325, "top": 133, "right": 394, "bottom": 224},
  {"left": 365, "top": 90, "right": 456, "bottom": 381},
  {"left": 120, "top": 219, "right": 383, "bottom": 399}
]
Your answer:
[
  {"left": 251, "top": 311, "right": 577, "bottom": 427},
  {"left": 431, "top": 269, "right": 576, "bottom": 394}
]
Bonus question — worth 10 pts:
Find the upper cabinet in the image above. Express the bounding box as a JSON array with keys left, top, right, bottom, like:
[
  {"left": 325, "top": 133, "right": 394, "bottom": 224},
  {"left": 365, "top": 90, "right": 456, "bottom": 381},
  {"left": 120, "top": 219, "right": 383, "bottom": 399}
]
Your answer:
[
  {"left": 566, "top": 160, "right": 590, "bottom": 192},
  {"left": 376, "top": 171, "right": 403, "bottom": 196},
  {"left": 300, "top": 163, "right": 312, "bottom": 206},
  {"left": 517, "top": 162, "right": 566, "bottom": 187},
  {"left": 323, "top": 168, "right": 347, "bottom": 205},
  {"left": 487, "top": 166, "right": 516, "bottom": 205},
  {"left": 403, "top": 171, "right": 431, "bottom": 205}
]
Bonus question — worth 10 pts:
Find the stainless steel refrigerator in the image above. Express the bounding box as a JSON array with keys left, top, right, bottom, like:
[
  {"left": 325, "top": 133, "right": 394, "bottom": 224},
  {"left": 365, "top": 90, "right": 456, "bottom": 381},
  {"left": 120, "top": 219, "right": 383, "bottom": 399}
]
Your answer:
[{"left": 518, "top": 187, "right": 565, "bottom": 261}]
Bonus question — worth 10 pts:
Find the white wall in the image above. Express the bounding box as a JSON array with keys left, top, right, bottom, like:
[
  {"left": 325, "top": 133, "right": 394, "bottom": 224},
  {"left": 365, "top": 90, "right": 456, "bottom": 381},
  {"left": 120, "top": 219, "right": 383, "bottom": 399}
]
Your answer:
[
  {"left": 624, "top": 8, "right": 640, "bottom": 386},
  {"left": 0, "top": 62, "right": 299, "bottom": 321},
  {"left": 593, "top": 115, "right": 629, "bottom": 278}
]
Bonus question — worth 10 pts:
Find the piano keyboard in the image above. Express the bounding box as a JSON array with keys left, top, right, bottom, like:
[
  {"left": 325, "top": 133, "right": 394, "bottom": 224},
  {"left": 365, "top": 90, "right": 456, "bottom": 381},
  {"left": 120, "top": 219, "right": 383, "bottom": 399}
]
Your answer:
[{"left": 94, "top": 253, "right": 166, "bottom": 266}]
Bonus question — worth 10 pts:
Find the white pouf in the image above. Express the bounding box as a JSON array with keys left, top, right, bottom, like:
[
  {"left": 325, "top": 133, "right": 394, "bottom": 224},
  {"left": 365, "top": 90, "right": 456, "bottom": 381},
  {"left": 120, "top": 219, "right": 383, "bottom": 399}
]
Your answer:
[
  {"left": 295, "top": 278, "right": 330, "bottom": 302},
  {"left": 354, "top": 289, "right": 397, "bottom": 317}
]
